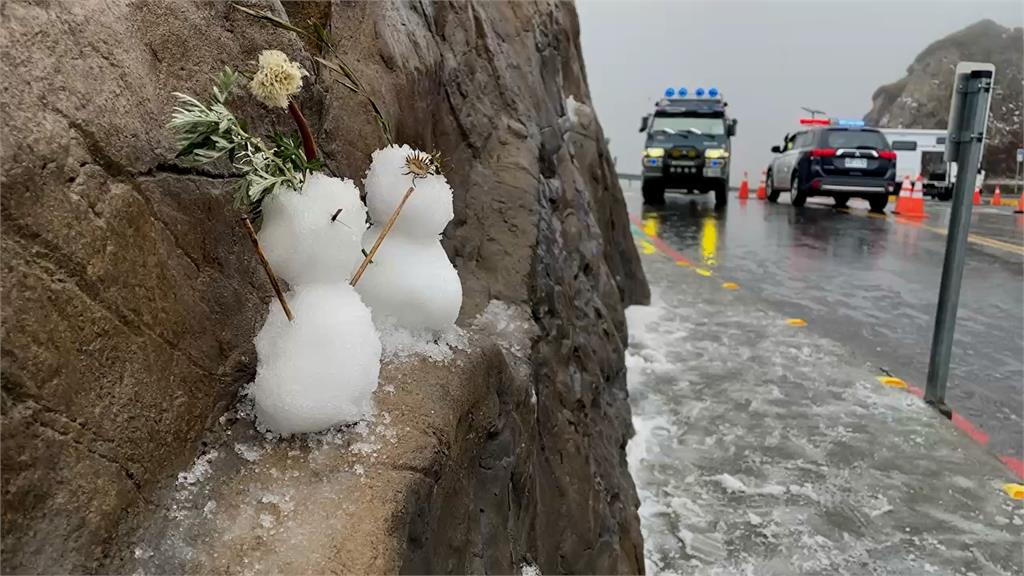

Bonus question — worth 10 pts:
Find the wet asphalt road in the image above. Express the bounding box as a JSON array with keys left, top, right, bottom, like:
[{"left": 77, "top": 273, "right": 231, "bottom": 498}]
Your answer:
[{"left": 622, "top": 182, "right": 1024, "bottom": 462}]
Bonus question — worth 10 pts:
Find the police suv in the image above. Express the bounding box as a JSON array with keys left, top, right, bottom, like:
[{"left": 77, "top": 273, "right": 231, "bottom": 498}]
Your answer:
[
  {"left": 766, "top": 118, "right": 897, "bottom": 212},
  {"left": 639, "top": 87, "right": 738, "bottom": 208}
]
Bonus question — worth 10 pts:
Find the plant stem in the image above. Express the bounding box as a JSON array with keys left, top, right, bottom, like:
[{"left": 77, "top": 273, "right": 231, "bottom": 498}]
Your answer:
[
  {"left": 242, "top": 215, "right": 294, "bottom": 321},
  {"left": 287, "top": 100, "right": 317, "bottom": 162},
  {"left": 350, "top": 186, "right": 415, "bottom": 287}
]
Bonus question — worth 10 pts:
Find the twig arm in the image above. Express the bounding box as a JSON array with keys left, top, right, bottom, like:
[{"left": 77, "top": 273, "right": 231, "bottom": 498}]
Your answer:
[
  {"left": 242, "top": 216, "right": 294, "bottom": 321},
  {"left": 350, "top": 186, "right": 415, "bottom": 286}
]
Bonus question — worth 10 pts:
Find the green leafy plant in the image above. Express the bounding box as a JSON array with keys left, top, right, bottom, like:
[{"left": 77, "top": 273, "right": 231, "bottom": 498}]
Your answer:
[{"left": 167, "top": 67, "right": 321, "bottom": 211}]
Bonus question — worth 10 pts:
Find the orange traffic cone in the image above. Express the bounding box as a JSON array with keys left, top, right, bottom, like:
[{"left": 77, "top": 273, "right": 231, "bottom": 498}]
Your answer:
[
  {"left": 892, "top": 176, "right": 912, "bottom": 213},
  {"left": 738, "top": 171, "right": 750, "bottom": 200},
  {"left": 1015, "top": 193, "right": 1024, "bottom": 214},
  {"left": 972, "top": 186, "right": 982, "bottom": 205},
  {"left": 906, "top": 175, "right": 927, "bottom": 218},
  {"left": 756, "top": 171, "right": 767, "bottom": 200},
  {"left": 894, "top": 176, "right": 927, "bottom": 218},
  {"left": 991, "top": 185, "right": 1002, "bottom": 206}
]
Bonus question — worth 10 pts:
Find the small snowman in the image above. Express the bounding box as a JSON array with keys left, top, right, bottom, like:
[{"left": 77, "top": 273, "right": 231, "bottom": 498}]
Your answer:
[
  {"left": 355, "top": 145, "right": 463, "bottom": 331},
  {"left": 251, "top": 173, "right": 382, "bottom": 435}
]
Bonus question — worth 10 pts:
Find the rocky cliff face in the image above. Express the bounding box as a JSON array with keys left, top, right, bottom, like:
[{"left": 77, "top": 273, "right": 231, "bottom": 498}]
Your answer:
[
  {"left": 1, "top": 0, "right": 648, "bottom": 573},
  {"left": 864, "top": 19, "right": 1023, "bottom": 178}
]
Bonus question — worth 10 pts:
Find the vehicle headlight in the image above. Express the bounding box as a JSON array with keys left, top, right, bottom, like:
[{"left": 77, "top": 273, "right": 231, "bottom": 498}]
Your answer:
[
  {"left": 644, "top": 147, "right": 665, "bottom": 158},
  {"left": 704, "top": 148, "right": 729, "bottom": 159}
]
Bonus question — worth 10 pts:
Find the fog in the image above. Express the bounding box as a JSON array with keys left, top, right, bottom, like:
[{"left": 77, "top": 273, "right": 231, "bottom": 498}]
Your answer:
[{"left": 576, "top": 0, "right": 1023, "bottom": 180}]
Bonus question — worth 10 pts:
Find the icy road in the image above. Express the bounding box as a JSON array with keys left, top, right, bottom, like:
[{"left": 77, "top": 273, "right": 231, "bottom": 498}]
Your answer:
[{"left": 623, "top": 187, "right": 1023, "bottom": 574}]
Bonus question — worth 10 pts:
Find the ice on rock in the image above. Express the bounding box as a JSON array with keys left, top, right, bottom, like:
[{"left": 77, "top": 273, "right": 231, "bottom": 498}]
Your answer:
[
  {"left": 362, "top": 145, "right": 454, "bottom": 237},
  {"left": 356, "top": 145, "right": 463, "bottom": 332},
  {"left": 253, "top": 284, "right": 381, "bottom": 435},
  {"left": 258, "top": 173, "right": 367, "bottom": 285}
]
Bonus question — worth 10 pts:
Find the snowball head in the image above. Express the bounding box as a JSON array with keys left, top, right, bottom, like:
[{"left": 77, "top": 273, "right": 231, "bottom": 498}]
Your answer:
[
  {"left": 258, "top": 173, "right": 367, "bottom": 285},
  {"left": 355, "top": 225, "right": 462, "bottom": 331},
  {"left": 364, "top": 145, "right": 454, "bottom": 237},
  {"left": 253, "top": 284, "right": 382, "bottom": 435}
]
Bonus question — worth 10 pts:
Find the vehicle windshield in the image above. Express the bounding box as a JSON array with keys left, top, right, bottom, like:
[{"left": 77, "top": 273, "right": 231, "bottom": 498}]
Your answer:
[
  {"left": 825, "top": 129, "right": 889, "bottom": 150},
  {"left": 650, "top": 115, "right": 726, "bottom": 136}
]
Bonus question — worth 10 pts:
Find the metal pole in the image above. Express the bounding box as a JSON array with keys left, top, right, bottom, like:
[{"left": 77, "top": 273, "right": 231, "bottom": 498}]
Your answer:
[{"left": 924, "top": 71, "right": 993, "bottom": 415}]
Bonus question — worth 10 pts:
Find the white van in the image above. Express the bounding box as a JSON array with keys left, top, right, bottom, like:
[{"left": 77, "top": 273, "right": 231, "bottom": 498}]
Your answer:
[{"left": 879, "top": 128, "right": 955, "bottom": 200}]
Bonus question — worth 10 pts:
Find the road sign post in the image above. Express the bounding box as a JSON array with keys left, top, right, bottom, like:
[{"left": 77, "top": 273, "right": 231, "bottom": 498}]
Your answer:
[
  {"left": 1016, "top": 148, "right": 1023, "bottom": 197},
  {"left": 924, "top": 63, "right": 995, "bottom": 415}
]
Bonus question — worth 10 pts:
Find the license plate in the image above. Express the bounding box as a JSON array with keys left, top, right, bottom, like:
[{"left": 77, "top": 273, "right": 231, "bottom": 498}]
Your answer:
[
  {"left": 670, "top": 160, "right": 697, "bottom": 166},
  {"left": 845, "top": 158, "right": 868, "bottom": 169}
]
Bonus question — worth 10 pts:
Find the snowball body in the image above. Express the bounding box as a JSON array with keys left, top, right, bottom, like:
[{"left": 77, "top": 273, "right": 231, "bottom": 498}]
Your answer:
[
  {"left": 258, "top": 173, "right": 367, "bottom": 285},
  {"left": 253, "top": 283, "right": 381, "bottom": 435},
  {"left": 357, "top": 226, "right": 462, "bottom": 330}
]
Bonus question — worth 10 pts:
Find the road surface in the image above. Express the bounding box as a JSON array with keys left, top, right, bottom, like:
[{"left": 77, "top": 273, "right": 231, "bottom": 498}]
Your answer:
[
  {"left": 623, "top": 186, "right": 1024, "bottom": 574},
  {"left": 623, "top": 184, "right": 1023, "bottom": 462}
]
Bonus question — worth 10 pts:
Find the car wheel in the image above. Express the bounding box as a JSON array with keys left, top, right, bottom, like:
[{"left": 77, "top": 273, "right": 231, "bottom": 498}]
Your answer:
[
  {"left": 714, "top": 181, "right": 728, "bottom": 209},
  {"left": 868, "top": 195, "right": 888, "bottom": 213},
  {"left": 642, "top": 179, "right": 665, "bottom": 205},
  {"left": 937, "top": 189, "right": 953, "bottom": 202},
  {"left": 766, "top": 172, "right": 780, "bottom": 202},
  {"left": 790, "top": 174, "right": 806, "bottom": 207},
  {"left": 833, "top": 194, "right": 849, "bottom": 209}
]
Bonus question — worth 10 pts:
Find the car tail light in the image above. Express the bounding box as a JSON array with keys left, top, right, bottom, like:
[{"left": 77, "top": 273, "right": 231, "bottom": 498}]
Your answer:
[
  {"left": 878, "top": 150, "right": 897, "bottom": 160},
  {"left": 810, "top": 148, "right": 836, "bottom": 158}
]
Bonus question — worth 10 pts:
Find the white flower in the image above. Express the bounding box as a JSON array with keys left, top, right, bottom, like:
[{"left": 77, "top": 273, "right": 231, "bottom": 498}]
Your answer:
[{"left": 248, "top": 50, "right": 308, "bottom": 108}]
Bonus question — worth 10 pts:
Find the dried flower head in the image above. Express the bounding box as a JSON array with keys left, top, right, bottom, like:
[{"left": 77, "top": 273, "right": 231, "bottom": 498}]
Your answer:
[
  {"left": 403, "top": 151, "right": 442, "bottom": 180},
  {"left": 248, "top": 50, "right": 308, "bottom": 109}
]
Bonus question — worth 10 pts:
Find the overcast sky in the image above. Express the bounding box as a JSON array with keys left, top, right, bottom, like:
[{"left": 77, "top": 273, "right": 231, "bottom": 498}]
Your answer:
[{"left": 576, "top": 0, "right": 1023, "bottom": 180}]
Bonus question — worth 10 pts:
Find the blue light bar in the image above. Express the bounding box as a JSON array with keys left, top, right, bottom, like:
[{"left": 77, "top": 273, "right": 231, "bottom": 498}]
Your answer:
[
  {"left": 695, "top": 87, "right": 705, "bottom": 97},
  {"left": 708, "top": 87, "right": 719, "bottom": 98},
  {"left": 836, "top": 119, "right": 865, "bottom": 127},
  {"left": 664, "top": 87, "right": 676, "bottom": 98},
  {"left": 678, "top": 87, "right": 688, "bottom": 97}
]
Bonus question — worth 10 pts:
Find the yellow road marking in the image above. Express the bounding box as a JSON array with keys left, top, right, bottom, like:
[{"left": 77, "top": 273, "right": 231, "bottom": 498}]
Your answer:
[
  {"left": 640, "top": 240, "right": 657, "bottom": 255},
  {"left": 695, "top": 268, "right": 713, "bottom": 276},
  {"left": 1003, "top": 483, "right": 1024, "bottom": 499},
  {"left": 721, "top": 282, "right": 739, "bottom": 290},
  {"left": 785, "top": 318, "right": 807, "bottom": 327},
  {"left": 918, "top": 224, "right": 1024, "bottom": 256},
  {"left": 877, "top": 376, "right": 908, "bottom": 389}
]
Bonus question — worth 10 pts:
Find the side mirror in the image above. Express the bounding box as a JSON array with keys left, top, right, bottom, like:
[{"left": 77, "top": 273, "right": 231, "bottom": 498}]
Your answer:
[
  {"left": 771, "top": 145, "right": 782, "bottom": 154},
  {"left": 728, "top": 118, "right": 738, "bottom": 137},
  {"left": 639, "top": 115, "right": 649, "bottom": 133}
]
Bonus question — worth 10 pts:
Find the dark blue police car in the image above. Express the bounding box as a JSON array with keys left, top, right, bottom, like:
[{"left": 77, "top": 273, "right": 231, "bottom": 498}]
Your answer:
[{"left": 766, "top": 118, "right": 897, "bottom": 212}]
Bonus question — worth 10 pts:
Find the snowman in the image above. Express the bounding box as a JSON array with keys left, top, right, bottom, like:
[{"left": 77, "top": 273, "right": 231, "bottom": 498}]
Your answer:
[
  {"left": 251, "top": 173, "right": 382, "bottom": 435},
  {"left": 355, "top": 145, "right": 463, "bottom": 331}
]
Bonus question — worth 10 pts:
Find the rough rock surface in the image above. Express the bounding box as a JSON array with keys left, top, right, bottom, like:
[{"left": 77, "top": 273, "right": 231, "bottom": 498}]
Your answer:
[
  {"left": 864, "top": 19, "right": 1023, "bottom": 179},
  {"left": 104, "top": 341, "right": 535, "bottom": 575},
  {"left": 1, "top": 0, "right": 647, "bottom": 573}
]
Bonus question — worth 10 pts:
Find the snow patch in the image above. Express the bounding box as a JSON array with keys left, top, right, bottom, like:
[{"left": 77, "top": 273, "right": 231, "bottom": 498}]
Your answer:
[
  {"left": 177, "top": 450, "right": 219, "bottom": 486},
  {"left": 520, "top": 562, "right": 542, "bottom": 576},
  {"left": 378, "top": 317, "right": 469, "bottom": 363}
]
